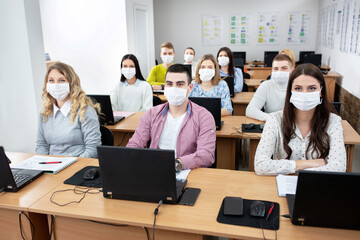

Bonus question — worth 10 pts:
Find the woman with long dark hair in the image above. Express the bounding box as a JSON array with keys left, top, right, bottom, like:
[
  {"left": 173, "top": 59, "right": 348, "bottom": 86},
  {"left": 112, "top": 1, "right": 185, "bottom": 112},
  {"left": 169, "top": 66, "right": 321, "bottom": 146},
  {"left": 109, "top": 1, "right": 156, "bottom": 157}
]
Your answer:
[
  {"left": 255, "top": 63, "right": 346, "bottom": 175},
  {"left": 110, "top": 54, "right": 153, "bottom": 112}
]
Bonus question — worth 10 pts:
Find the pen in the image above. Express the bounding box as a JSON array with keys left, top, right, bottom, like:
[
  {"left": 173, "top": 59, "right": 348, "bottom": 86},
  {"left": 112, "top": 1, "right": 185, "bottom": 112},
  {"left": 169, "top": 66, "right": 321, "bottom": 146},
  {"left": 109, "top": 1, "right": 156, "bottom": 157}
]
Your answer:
[
  {"left": 266, "top": 203, "right": 275, "bottom": 221},
  {"left": 39, "top": 161, "right": 62, "bottom": 164}
]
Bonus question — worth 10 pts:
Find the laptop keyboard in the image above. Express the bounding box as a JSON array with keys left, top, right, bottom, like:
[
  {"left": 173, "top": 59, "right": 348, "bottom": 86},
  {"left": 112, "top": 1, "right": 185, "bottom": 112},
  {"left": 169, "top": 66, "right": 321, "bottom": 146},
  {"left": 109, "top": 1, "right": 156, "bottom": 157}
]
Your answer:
[{"left": 13, "top": 174, "right": 30, "bottom": 186}]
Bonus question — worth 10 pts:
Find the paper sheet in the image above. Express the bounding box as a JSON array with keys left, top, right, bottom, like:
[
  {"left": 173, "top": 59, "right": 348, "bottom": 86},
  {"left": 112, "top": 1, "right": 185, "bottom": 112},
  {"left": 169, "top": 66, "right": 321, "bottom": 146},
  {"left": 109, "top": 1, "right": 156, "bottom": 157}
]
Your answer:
[
  {"left": 176, "top": 169, "right": 191, "bottom": 181},
  {"left": 276, "top": 174, "right": 298, "bottom": 197}
]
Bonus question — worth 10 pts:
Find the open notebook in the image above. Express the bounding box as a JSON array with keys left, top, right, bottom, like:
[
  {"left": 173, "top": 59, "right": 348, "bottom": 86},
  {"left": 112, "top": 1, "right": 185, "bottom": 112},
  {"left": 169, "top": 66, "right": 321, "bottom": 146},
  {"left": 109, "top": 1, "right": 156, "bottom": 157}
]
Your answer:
[{"left": 12, "top": 155, "right": 77, "bottom": 174}]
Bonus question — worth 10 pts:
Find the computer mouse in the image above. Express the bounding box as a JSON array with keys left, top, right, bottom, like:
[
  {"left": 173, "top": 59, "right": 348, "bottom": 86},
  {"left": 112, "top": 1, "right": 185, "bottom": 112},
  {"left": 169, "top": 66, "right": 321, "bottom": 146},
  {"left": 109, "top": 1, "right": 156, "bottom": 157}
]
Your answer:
[
  {"left": 83, "top": 168, "right": 100, "bottom": 180},
  {"left": 259, "top": 123, "right": 265, "bottom": 130},
  {"left": 245, "top": 123, "right": 256, "bottom": 130},
  {"left": 250, "top": 201, "right": 266, "bottom": 217}
]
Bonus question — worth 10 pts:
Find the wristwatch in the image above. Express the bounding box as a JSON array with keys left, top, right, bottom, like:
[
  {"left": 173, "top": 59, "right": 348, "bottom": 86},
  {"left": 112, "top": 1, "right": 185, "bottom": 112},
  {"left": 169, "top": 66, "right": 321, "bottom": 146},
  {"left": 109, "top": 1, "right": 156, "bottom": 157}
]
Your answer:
[{"left": 175, "top": 158, "right": 183, "bottom": 172}]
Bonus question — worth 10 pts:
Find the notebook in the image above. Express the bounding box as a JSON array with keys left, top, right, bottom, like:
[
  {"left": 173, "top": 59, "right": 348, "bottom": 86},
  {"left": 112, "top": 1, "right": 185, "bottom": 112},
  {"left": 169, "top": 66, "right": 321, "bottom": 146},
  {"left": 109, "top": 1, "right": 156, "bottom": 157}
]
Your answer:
[
  {"left": 97, "top": 146, "right": 187, "bottom": 204},
  {"left": 12, "top": 155, "right": 77, "bottom": 174},
  {"left": 0, "top": 147, "right": 43, "bottom": 192},
  {"left": 286, "top": 170, "right": 360, "bottom": 230},
  {"left": 276, "top": 174, "right": 297, "bottom": 197},
  {"left": 87, "top": 95, "right": 124, "bottom": 125},
  {"left": 189, "top": 97, "right": 223, "bottom": 130}
]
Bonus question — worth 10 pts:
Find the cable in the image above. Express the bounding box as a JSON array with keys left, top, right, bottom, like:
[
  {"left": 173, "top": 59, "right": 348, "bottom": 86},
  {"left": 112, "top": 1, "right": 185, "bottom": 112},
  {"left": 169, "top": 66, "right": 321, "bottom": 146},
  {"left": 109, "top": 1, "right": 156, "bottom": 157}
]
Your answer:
[
  {"left": 152, "top": 200, "right": 163, "bottom": 240},
  {"left": 281, "top": 214, "right": 291, "bottom": 218},
  {"left": 87, "top": 220, "right": 127, "bottom": 227},
  {"left": 231, "top": 127, "right": 262, "bottom": 138},
  {"left": 50, "top": 186, "right": 101, "bottom": 207},
  {"left": 49, "top": 215, "right": 55, "bottom": 240},
  {"left": 19, "top": 211, "right": 35, "bottom": 240},
  {"left": 143, "top": 226, "right": 150, "bottom": 240},
  {"left": 0, "top": 186, "right": 5, "bottom": 193},
  {"left": 118, "top": 133, "right": 130, "bottom": 146}
]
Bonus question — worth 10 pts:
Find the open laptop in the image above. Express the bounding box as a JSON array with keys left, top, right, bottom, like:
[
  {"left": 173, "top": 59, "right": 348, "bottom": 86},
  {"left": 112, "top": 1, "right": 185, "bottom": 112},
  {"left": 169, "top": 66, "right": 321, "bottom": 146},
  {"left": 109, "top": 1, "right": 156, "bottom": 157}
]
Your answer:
[
  {"left": 97, "top": 146, "right": 187, "bottom": 204},
  {"left": 87, "top": 95, "right": 124, "bottom": 125},
  {"left": 183, "top": 64, "right": 192, "bottom": 78},
  {"left": 223, "top": 76, "right": 235, "bottom": 97},
  {"left": 189, "top": 97, "right": 223, "bottom": 130},
  {"left": 286, "top": 170, "right": 360, "bottom": 230},
  {"left": 0, "top": 147, "right": 43, "bottom": 192}
]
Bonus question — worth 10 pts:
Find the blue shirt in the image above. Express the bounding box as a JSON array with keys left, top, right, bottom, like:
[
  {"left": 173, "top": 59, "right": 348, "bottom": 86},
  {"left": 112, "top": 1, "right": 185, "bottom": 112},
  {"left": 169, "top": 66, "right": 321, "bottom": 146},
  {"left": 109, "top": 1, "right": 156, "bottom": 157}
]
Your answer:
[
  {"left": 189, "top": 80, "right": 233, "bottom": 114},
  {"left": 36, "top": 101, "right": 101, "bottom": 158},
  {"left": 220, "top": 67, "right": 244, "bottom": 93}
]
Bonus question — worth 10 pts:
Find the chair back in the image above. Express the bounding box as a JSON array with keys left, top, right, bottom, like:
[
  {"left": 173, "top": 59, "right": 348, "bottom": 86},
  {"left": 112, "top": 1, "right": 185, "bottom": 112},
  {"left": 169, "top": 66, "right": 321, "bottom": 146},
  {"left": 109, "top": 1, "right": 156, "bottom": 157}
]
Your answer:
[{"left": 100, "top": 125, "right": 114, "bottom": 146}]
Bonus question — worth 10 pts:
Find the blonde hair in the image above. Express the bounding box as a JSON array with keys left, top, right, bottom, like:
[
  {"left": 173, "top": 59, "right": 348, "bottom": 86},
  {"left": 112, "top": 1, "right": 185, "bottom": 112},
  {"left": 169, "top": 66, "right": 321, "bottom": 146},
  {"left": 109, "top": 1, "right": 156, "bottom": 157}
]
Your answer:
[
  {"left": 161, "top": 42, "right": 174, "bottom": 52},
  {"left": 194, "top": 54, "right": 221, "bottom": 85},
  {"left": 280, "top": 49, "right": 295, "bottom": 67},
  {"left": 41, "top": 62, "right": 100, "bottom": 123}
]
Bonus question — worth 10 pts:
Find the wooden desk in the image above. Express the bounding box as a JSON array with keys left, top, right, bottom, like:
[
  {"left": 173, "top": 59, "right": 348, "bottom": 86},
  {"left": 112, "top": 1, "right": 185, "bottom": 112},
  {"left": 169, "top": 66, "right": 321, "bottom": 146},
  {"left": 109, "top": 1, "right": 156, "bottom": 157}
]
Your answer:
[
  {"left": 245, "top": 70, "right": 254, "bottom": 79},
  {"left": 320, "top": 64, "right": 331, "bottom": 71},
  {"left": 0, "top": 153, "right": 94, "bottom": 240},
  {"left": 28, "top": 166, "right": 360, "bottom": 240},
  {"left": 244, "top": 66, "right": 272, "bottom": 79},
  {"left": 245, "top": 79, "right": 263, "bottom": 92},
  {"left": 323, "top": 71, "right": 340, "bottom": 102}
]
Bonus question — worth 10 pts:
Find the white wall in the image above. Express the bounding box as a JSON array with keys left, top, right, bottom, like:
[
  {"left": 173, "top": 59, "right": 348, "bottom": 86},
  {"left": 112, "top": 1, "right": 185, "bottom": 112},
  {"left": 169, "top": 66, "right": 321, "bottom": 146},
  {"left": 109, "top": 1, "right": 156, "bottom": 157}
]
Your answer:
[
  {"left": 0, "top": 0, "right": 46, "bottom": 153},
  {"left": 39, "top": 0, "right": 128, "bottom": 94},
  {"left": 317, "top": 0, "right": 360, "bottom": 99},
  {"left": 153, "top": 0, "right": 319, "bottom": 64}
]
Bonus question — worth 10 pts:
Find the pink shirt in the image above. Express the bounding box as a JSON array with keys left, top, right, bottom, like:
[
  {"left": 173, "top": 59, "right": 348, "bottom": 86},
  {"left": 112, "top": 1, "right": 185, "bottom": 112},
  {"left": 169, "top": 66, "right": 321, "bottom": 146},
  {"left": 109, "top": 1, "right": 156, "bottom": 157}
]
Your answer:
[{"left": 126, "top": 101, "right": 216, "bottom": 169}]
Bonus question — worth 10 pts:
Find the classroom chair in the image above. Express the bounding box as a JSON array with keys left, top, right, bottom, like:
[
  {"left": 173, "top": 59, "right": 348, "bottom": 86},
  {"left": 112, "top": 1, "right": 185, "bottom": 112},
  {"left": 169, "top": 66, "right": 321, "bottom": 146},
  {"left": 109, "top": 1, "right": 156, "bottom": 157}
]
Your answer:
[
  {"left": 100, "top": 125, "right": 114, "bottom": 146},
  {"left": 153, "top": 95, "right": 163, "bottom": 106}
]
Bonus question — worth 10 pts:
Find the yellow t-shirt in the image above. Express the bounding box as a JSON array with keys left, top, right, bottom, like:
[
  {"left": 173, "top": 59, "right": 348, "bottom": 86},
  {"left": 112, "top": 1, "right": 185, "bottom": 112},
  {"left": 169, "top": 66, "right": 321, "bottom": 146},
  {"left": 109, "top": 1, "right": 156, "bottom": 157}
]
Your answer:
[{"left": 147, "top": 64, "right": 168, "bottom": 86}]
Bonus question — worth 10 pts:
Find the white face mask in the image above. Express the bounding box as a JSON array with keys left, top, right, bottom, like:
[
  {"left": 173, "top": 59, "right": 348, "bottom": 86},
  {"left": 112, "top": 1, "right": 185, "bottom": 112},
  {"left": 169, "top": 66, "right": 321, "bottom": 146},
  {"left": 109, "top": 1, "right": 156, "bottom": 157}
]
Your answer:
[
  {"left": 290, "top": 91, "right": 322, "bottom": 111},
  {"left": 122, "top": 67, "right": 136, "bottom": 79},
  {"left": 161, "top": 55, "right": 174, "bottom": 65},
  {"left": 271, "top": 71, "right": 290, "bottom": 86},
  {"left": 47, "top": 83, "right": 70, "bottom": 101},
  {"left": 184, "top": 54, "right": 194, "bottom": 63},
  {"left": 199, "top": 69, "right": 215, "bottom": 82},
  {"left": 218, "top": 56, "right": 230, "bottom": 67},
  {"left": 164, "top": 87, "right": 188, "bottom": 106}
]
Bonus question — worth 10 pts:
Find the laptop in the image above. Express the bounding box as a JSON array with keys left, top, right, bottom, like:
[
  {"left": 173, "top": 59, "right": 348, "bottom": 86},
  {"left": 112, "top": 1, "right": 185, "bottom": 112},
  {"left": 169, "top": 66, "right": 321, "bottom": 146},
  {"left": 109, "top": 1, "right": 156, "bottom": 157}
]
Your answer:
[
  {"left": 0, "top": 147, "right": 43, "bottom": 192},
  {"left": 286, "top": 170, "right": 360, "bottom": 230},
  {"left": 183, "top": 64, "right": 192, "bottom": 79},
  {"left": 189, "top": 97, "right": 223, "bottom": 130},
  {"left": 87, "top": 95, "right": 124, "bottom": 125},
  {"left": 97, "top": 146, "right": 187, "bottom": 204},
  {"left": 223, "top": 76, "right": 235, "bottom": 97}
]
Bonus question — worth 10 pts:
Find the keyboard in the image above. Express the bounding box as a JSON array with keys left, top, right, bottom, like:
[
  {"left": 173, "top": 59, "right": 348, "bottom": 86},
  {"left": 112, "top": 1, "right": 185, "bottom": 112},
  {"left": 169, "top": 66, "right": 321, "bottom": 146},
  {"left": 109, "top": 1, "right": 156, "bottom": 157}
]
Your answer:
[{"left": 13, "top": 174, "right": 30, "bottom": 186}]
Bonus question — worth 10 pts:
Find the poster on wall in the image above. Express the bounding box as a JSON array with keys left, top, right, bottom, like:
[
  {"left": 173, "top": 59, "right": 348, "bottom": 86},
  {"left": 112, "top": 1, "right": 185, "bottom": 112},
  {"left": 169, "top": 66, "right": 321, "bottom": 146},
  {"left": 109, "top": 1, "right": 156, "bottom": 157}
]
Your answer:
[
  {"left": 257, "top": 12, "right": 280, "bottom": 45},
  {"left": 202, "top": 15, "right": 224, "bottom": 45},
  {"left": 340, "top": 0, "right": 351, "bottom": 52},
  {"left": 229, "top": 14, "right": 250, "bottom": 45},
  {"left": 322, "top": 7, "right": 329, "bottom": 47},
  {"left": 349, "top": 0, "right": 360, "bottom": 54},
  {"left": 287, "top": 11, "right": 311, "bottom": 44},
  {"left": 328, "top": 4, "right": 336, "bottom": 48},
  {"left": 336, "top": 10, "right": 342, "bottom": 35}
]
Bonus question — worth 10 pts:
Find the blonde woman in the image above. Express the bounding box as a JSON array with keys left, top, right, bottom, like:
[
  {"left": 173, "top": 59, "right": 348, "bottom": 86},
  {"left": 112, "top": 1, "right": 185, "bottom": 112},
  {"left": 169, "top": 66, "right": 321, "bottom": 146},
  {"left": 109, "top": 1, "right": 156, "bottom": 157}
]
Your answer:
[
  {"left": 36, "top": 62, "right": 101, "bottom": 158},
  {"left": 189, "top": 54, "right": 233, "bottom": 116}
]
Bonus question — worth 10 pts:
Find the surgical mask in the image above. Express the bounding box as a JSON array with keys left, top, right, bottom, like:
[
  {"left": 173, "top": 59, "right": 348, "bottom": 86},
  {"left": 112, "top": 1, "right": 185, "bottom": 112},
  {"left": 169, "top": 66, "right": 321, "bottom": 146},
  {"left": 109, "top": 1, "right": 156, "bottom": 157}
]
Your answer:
[
  {"left": 161, "top": 55, "right": 174, "bottom": 65},
  {"left": 47, "top": 83, "right": 70, "bottom": 101},
  {"left": 199, "top": 69, "right": 215, "bottom": 82},
  {"left": 122, "top": 67, "right": 136, "bottom": 79},
  {"left": 218, "top": 56, "right": 230, "bottom": 67},
  {"left": 184, "top": 54, "right": 194, "bottom": 63},
  {"left": 290, "top": 91, "right": 322, "bottom": 111},
  {"left": 164, "top": 87, "right": 188, "bottom": 106},
  {"left": 271, "top": 71, "right": 290, "bottom": 86}
]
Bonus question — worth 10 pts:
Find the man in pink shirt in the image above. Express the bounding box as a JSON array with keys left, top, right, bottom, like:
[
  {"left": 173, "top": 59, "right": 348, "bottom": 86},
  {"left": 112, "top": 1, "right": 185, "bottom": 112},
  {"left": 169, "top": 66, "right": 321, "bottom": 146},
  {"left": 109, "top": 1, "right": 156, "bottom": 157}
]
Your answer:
[{"left": 127, "top": 64, "right": 216, "bottom": 170}]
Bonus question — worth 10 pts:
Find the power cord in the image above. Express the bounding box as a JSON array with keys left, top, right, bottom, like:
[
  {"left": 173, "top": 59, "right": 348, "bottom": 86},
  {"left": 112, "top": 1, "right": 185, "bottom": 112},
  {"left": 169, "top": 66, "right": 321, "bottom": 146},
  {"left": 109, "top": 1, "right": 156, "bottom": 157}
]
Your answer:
[
  {"left": 50, "top": 186, "right": 101, "bottom": 207},
  {"left": 231, "top": 127, "right": 262, "bottom": 138},
  {"left": 256, "top": 214, "right": 279, "bottom": 240},
  {"left": 152, "top": 200, "right": 163, "bottom": 240},
  {"left": 49, "top": 215, "right": 55, "bottom": 240},
  {"left": 19, "top": 211, "right": 35, "bottom": 240}
]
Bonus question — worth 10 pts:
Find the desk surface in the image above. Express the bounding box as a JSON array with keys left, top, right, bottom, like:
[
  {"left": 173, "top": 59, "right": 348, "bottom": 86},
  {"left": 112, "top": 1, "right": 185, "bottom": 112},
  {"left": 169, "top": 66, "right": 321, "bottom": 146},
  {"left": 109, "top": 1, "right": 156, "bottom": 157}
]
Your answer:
[{"left": 28, "top": 161, "right": 360, "bottom": 240}]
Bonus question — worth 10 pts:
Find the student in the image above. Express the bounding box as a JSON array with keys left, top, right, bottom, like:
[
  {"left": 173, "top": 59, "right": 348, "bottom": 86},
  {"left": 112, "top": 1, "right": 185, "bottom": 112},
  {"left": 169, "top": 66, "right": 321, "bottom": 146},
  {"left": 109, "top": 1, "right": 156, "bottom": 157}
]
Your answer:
[
  {"left": 147, "top": 42, "right": 175, "bottom": 90},
  {"left": 280, "top": 48, "right": 296, "bottom": 67},
  {"left": 110, "top": 54, "right": 153, "bottom": 112},
  {"left": 189, "top": 54, "right": 233, "bottom": 116},
  {"left": 216, "top": 47, "right": 244, "bottom": 93},
  {"left": 36, "top": 62, "right": 101, "bottom": 158},
  {"left": 127, "top": 64, "right": 216, "bottom": 170},
  {"left": 246, "top": 54, "right": 294, "bottom": 121},
  {"left": 254, "top": 63, "right": 346, "bottom": 175},
  {"left": 183, "top": 47, "right": 197, "bottom": 78}
]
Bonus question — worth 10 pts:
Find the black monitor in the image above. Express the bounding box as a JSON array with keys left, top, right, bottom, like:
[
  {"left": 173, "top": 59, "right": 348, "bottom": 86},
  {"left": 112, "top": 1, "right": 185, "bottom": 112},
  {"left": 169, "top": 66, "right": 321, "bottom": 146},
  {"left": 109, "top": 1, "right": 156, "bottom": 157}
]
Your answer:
[
  {"left": 264, "top": 51, "right": 279, "bottom": 67},
  {"left": 189, "top": 97, "right": 222, "bottom": 130},
  {"left": 233, "top": 51, "right": 246, "bottom": 67},
  {"left": 223, "top": 77, "right": 234, "bottom": 98},
  {"left": 303, "top": 54, "right": 322, "bottom": 67},
  {"left": 183, "top": 64, "right": 192, "bottom": 79},
  {"left": 87, "top": 95, "right": 124, "bottom": 125},
  {"left": 299, "top": 51, "right": 315, "bottom": 62}
]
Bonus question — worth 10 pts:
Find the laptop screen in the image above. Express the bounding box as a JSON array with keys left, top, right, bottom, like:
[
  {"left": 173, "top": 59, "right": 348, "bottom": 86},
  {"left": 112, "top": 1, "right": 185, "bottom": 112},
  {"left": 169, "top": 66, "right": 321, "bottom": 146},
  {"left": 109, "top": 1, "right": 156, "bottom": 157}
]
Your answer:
[
  {"left": 189, "top": 97, "right": 221, "bottom": 130},
  {"left": 87, "top": 95, "right": 115, "bottom": 125}
]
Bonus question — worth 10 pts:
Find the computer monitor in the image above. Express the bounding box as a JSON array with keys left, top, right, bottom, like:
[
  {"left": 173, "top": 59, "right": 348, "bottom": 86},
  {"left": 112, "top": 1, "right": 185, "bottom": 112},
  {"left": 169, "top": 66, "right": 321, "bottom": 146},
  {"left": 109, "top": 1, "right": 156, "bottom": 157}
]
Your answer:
[
  {"left": 264, "top": 51, "right": 279, "bottom": 67},
  {"left": 299, "top": 51, "right": 315, "bottom": 62},
  {"left": 183, "top": 64, "right": 192, "bottom": 79},
  {"left": 303, "top": 54, "right": 322, "bottom": 67},
  {"left": 233, "top": 51, "right": 246, "bottom": 67}
]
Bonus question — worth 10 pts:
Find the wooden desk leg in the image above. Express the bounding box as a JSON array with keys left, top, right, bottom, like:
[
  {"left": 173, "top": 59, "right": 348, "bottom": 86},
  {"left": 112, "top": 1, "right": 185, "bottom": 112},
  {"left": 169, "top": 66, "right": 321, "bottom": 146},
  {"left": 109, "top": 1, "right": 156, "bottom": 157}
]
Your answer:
[
  {"left": 345, "top": 144, "right": 354, "bottom": 172},
  {"left": 216, "top": 138, "right": 236, "bottom": 170},
  {"left": 113, "top": 132, "right": 133, "bottom": 147},
  {"left": 248, "top": 139, "right": 260, "bottom": 171},
  {"left": 233, "top": 104, "right": 246, "bottom": 116}
]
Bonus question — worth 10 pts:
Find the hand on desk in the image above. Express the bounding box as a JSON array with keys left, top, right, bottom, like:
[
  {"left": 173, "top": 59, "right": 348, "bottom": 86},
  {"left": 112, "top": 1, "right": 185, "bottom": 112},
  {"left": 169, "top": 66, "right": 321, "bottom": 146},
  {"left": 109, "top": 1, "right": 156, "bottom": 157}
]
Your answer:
[{"left": 295, "top": 159, "right": 326, "bottom": 171}]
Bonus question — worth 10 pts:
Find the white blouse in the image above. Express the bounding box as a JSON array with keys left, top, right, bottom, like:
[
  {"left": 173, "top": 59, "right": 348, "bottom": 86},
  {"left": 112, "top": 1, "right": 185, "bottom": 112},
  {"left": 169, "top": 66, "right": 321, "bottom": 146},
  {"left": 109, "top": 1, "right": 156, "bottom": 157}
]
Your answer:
[{"left": 255, "top": 110, "right": 346, "bottom": 175}]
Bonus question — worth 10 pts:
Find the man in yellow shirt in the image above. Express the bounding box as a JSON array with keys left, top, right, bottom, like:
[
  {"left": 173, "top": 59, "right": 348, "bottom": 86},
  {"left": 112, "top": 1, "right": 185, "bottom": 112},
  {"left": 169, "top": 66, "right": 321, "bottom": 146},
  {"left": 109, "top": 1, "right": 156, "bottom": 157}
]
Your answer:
[{"left": 147, "top": 42, "right": 175, "bottom": 90}]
